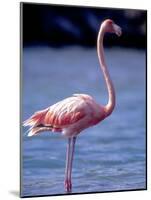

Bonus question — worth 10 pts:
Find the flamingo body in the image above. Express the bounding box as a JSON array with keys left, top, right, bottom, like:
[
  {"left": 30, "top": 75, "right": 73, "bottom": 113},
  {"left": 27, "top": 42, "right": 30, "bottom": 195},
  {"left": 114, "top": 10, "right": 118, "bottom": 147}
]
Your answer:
[{"left": 24, "top": 94, "right": 106, "bottom": 138}]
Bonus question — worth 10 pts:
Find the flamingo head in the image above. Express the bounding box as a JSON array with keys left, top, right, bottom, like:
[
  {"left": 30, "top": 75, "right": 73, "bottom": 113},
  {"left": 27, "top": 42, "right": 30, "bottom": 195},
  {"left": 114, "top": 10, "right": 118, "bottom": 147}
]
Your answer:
[{"left": 101, "top": 19, "right": 122, "bottom": 37}]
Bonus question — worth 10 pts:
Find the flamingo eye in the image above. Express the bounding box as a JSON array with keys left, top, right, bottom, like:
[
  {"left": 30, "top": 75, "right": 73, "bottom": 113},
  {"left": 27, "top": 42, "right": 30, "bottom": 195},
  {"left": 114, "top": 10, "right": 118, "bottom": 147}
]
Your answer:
[
  {"left": 104, "top": 19, "right": 114, "bottom": 27},
  {"left": 108, "top": 20, "right": 113, "bottom": 25}
]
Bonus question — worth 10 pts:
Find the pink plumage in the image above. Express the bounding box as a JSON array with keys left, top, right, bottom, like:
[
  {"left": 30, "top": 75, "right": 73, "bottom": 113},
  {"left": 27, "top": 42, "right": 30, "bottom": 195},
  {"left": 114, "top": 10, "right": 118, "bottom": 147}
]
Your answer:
[{"left": 23, "top": 94, "right": 106, "bottom": 137}]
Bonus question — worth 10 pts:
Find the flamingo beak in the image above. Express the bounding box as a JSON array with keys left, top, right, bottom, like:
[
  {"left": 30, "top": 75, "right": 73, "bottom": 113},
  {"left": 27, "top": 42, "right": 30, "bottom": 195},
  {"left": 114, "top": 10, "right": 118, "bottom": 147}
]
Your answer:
[{"left": 113, "top": 24, "right": 122, "bottom": 37}]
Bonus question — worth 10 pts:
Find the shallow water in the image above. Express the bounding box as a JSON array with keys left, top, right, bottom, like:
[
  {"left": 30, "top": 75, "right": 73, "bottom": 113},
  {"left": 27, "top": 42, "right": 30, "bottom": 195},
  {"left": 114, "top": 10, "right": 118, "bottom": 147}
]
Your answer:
[{"left": 21, "top": 46, "right": 146, "bottom": 197}]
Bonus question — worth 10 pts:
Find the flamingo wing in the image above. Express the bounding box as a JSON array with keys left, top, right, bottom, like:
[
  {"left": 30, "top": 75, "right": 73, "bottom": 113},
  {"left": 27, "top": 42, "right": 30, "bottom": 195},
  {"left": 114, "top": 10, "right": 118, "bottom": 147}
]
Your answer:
[
  {"left": 43, "top": 94, "right": 87, "bottom": 127},
  {"left": 23, "top": 94, "right": 94, "bottom": 136}
]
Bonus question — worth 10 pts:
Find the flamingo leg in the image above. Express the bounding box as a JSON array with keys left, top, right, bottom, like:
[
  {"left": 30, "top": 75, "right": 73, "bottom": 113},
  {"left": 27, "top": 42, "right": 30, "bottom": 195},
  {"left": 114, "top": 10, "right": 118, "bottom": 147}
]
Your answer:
[
  {"left": 64, "top": 137, "right": 76, "bottom": 192},
  {"left": 64, "top": 138, "right": 71, "bottom": 192},
  {"left": 68, "top": 137, "right": 76, "bottom": 190}
]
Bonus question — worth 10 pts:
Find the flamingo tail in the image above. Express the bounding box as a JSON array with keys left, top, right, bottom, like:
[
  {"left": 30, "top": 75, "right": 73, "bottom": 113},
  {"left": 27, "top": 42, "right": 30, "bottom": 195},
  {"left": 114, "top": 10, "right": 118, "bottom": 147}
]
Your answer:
[{"left": 23, "top": 108, "right": 50, "bottom": 137}]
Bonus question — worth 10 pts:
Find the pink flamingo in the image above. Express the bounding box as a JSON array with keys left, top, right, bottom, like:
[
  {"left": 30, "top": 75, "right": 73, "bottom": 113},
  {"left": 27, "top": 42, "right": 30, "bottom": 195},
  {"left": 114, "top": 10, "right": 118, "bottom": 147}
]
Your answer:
[{"left": 23, "top": 19, "right": 122, "bottom": 193}]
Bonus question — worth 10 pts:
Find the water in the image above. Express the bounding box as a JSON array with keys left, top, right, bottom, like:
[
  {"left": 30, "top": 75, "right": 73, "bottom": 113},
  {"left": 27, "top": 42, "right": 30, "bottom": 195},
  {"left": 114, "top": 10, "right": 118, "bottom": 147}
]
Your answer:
[{"left": 21, "top": 46, "right": 146, "bottom": 197}]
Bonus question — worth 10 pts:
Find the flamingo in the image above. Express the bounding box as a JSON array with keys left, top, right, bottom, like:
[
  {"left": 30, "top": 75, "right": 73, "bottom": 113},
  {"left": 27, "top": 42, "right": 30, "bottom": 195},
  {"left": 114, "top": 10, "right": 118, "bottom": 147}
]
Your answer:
[{"left": 23, "top": 19, "right": 122, "bottom": 193}]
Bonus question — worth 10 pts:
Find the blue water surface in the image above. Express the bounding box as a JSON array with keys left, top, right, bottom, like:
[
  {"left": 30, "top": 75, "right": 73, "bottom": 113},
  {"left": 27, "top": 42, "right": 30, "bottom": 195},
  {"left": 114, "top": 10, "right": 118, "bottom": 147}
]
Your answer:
[{"left": 21, "top": 46, "right": 146, "bottom": 197}]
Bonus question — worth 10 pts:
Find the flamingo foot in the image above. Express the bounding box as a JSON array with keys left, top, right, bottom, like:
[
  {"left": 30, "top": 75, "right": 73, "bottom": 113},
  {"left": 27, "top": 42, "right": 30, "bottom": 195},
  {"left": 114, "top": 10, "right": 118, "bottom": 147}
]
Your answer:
[{"left": 64, "top": 179, "right": 72, "bottom": 192}]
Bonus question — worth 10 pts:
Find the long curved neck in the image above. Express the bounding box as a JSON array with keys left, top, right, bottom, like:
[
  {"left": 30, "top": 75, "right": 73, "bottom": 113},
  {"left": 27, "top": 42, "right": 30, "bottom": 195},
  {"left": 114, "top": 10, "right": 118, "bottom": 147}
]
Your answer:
[{"left": 97, "top": 26, "right": 115, "bottom": 116}]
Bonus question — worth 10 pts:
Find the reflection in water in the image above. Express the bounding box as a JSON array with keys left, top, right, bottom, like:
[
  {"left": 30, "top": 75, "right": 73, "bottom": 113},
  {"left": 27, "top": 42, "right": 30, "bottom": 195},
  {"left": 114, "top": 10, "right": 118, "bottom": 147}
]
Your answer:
[{"left": 22, "top": 47, "right": 146, "bottom": 197}]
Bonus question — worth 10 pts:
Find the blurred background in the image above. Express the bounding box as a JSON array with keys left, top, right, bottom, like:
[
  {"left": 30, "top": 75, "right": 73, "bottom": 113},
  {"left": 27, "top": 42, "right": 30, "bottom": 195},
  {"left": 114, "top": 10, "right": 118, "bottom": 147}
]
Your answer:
[
  {"left": 22, "top": 3, "right": 146, "bottom": 48},
  {"left": 21, "top": 3, "right": 146, "bottom": 198}
]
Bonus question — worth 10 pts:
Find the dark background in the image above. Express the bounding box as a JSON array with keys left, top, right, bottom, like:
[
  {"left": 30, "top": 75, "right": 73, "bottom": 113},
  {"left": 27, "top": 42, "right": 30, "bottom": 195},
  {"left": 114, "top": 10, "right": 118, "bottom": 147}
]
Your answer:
[{"left": 22, "top": 3, "right": 147, "bottom": 48}]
